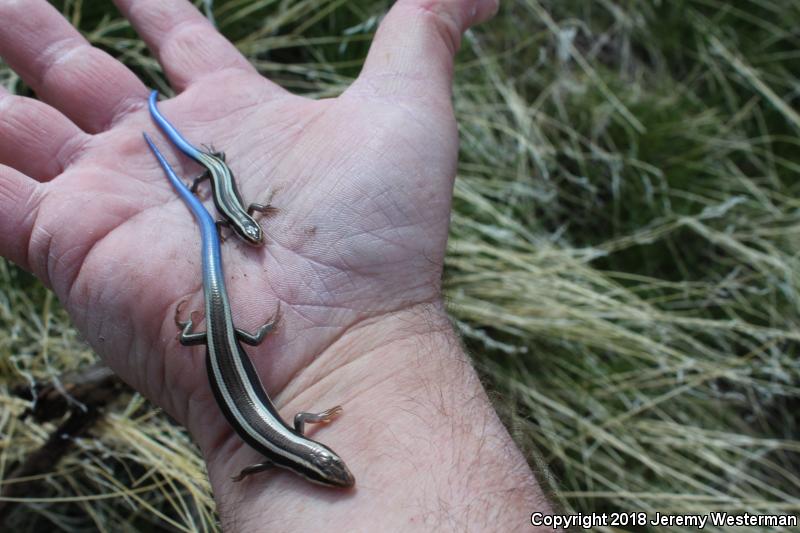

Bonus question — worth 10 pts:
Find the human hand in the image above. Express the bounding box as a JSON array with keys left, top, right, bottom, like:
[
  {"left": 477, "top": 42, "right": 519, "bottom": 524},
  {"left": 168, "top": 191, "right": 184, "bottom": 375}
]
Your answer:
[{"left": 0, "top": 1, "right": 547, "bottom": 530}]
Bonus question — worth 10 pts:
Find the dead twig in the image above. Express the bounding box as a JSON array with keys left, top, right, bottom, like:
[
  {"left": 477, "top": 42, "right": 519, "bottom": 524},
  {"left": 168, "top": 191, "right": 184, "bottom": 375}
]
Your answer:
[{"left": 0, "top": 364, "right": 128, "bottom": 524}]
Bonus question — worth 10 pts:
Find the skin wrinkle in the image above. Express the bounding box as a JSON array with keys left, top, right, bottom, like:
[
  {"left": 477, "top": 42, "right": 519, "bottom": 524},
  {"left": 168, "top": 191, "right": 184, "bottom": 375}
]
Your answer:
[
  {"left": 349, "top": 221, "right": 441, "bottom": 260},
  {"left": 158, "top": 18, "right": 221, "bottom": 56},
  {"left": 173, "top": 73, "right": 281, "bottom": 126},
  {"left": 42, "top": 54, "right": 146, "bottom": 133},
  {"left": 324, "top": 103, "right": 455, "bottom": 228},
  {"left": 301, "top": 258, "right": 343, "bottom": 303},
  {"left": 267, "top": 228, "right": 383, "bottom": 287},
  {"left": 0, "top": 94, "right": 86, "bottom": 179},
  {"left": 86, "top": 254, "right": 159, "bottom": 350},
  {"left": 300, "top": 154, "right": 356, "bottom": 206},
  {"left": 413, "top": 4, "right": 462, "bottom": 63},
  {"left": 54, "top": 132, "right": 94, "bottom": 179},
  {"left": 361, "top": 417, "right": 408, "bottom": 466},
  {"left": 164, "top": 37, "right": 254, "bottom": 89},
  {"left": 123, "top": 0, "right": 204, "bottom": 47},
  {"left": 0, "top": 172, "right": 39, "bottom": 268},
  {"left": 333, "top": 172, "right": 434, "bottom": 239},
  {"left": 285, "top": 332, "right": 410, "bottom": 406},
  {"left": 120, "top": 2, "right": 264, "bottom": 95},
  {"left": 26, "top": 35, "right": 86, "bottom": 89},
  {"left": 274, "top": 100, "right": 346, "bottom": 180},
  {"left": 27, "top": 196, "right": 56, "bottom": 289},
  {"left": 235, "top": 103, "right": 307, "bottom": 162},
  {"left": 325, "top": 232, "right": 392, "bottom": 278},
  {"left": 63, "top": 200, "right": 147, "bottom": 313},
  {"left": 50, "top": 53, "right": 144, "bottom": 133},
  {"left": 150, "top": 297, "right": 194, "bottom": 419},
  {"left": 274, "top": 299, "right": 444, "bottom": 404},
  {"left": 226, "top": 267, "right": 281, "bottom": 331},
  {"left": 348, "top": 73, "right": 455, "bottom": 110},
  {"left": 284, "top": 302, "right": 354, "bottom": 330},
  {"left": 0, "top": 104, "right": 60, "bottom": 172},
  {"left": 275, "top": 318, "right": 450, "bottom": 447},
  {"left": 363, "top": 192, "right": 421, "bottom": 246},
  {"left": 104, "top": 94, "right": 149, "bottom": 131}
]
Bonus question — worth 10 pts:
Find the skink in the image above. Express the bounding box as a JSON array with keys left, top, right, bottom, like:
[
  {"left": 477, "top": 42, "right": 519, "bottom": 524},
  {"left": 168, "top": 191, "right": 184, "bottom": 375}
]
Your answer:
[
  {"left": 144, "top": 133, "right": 355, "bottom": 488},
  {"left": 148, "top": 90, "right": 268, "bottom": 245}
]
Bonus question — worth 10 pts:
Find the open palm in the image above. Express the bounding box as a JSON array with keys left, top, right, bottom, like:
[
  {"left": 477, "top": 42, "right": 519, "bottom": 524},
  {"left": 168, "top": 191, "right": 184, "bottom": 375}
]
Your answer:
[{"left": 0, "top": 0, "right": 497, "bottom": 477}]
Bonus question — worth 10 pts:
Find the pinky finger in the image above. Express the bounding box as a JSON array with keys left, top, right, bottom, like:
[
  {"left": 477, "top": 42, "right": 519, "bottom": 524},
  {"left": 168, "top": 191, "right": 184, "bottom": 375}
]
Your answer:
[{"left": 0, "top": 164, "right": 42, "bottom": 269}]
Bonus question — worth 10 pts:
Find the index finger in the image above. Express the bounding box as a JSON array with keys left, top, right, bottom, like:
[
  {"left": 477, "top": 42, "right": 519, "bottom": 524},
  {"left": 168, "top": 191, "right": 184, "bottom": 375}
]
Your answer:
[
  {"left": 113, "top": 0, "right": 282, "bottom": 94},
  {"left": 0, "top": 0, "right": 148, "bottom": 133}
]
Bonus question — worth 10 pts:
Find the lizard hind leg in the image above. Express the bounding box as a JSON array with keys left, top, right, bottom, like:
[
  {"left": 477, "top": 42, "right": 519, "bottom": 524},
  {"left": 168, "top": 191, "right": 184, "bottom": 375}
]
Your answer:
[
  {"left": 247, "top": 189, "right": 278, "bottom": 218},
  {"left": 174, "top": 300, "right": 206, "bottom": 346},
  {"left": 294, "top": 406, "right": 343, "bottom": 435},
  {"left": 235, "top": 303, "right": 281, "bottom": 346},
  {"left": 232, "top": 460, "right": 273, "bottom": 482}
]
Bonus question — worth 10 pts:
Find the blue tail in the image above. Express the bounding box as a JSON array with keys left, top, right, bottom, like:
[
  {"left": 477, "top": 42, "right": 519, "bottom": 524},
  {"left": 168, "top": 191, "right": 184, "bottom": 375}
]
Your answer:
[
  {"left": 148, "top": 90, "right": 203, "bottom": 160},
  {"left": 143, "top": 133, "right": 215, "bottom": 235}
]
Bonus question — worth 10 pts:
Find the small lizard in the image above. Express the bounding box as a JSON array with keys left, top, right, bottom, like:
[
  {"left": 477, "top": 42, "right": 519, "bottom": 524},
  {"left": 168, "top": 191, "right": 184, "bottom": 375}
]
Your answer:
[
  {"left": 144, "top": 133, "right": 355, "bottom": 487},
  {"left": 148, "top": 90, "right": 269, "bottom": 245}
]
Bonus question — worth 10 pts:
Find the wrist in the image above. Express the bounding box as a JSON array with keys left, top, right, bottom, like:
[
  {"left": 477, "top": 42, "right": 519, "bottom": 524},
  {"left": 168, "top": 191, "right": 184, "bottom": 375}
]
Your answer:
[
  {"left": 198, "top": 301, "right": 546, "bottom": 531},
  {"left": 201, "top": 301, "right": 453, "bottom": 481}
]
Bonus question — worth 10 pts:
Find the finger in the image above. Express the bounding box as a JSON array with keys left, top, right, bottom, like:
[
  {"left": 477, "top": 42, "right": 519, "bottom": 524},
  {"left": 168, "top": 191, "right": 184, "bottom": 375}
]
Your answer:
[
  {"left": 354, "top": 0, "right": 499, "bottom": 102},
  {"left": 0, "top": 87, "right": 91, "bottom": 181},
  {"left": 0, "top": 0, "right": 148, "bottom": 133},
  {"left": 114, "top": 0, "right": 272, "bottom": 93},
  {"left": 0, "top": 164, "right": 41, "bottom": 269}
]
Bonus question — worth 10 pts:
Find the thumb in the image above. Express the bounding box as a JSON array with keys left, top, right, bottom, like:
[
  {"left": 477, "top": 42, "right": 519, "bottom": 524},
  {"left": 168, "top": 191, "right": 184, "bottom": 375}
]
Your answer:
[{"left": 352, "top": 0, "right": 499, "bottom": 103}]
